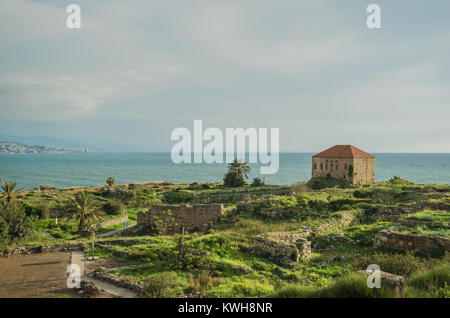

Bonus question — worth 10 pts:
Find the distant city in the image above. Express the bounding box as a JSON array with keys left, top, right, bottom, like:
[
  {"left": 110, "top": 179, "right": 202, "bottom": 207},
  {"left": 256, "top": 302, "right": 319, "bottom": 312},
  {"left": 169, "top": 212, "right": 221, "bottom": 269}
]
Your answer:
[{"left": 0, "top": 142, "right": 83, "bottom": 154}]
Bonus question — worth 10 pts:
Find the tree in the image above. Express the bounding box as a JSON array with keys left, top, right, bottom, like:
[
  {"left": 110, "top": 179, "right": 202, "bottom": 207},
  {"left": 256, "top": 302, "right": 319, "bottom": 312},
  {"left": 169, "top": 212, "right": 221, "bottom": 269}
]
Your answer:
[
  {"left": 66, "top": 191, "right": 103, "bottom": 234},
  {"left": 106, "top": 177, "right": 115, "bottom": 187},
  {"left": 0, "top": 202, "right": 35, "bottom": 247},
  {"left": 1, "top": 181, "right": 18, "bottom": 206},
  {"left": 251, "top": 177, "right": 264, "bottom": 187},
  {"left": 223, "top": 158, "right": 251, "bottom": 188}
]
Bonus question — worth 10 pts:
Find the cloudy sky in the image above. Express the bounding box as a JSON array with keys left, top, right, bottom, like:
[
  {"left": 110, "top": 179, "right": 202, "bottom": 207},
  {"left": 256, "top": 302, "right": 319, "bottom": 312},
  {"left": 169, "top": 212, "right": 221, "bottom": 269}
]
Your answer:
[{"left": 1, "top": 0, "right": 449, "bottom": 152}]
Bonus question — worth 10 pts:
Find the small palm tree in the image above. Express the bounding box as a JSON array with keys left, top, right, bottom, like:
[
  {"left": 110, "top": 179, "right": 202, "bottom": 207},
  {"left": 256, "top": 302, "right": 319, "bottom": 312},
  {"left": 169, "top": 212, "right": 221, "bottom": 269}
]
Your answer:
[
  {"left": 223, "top": 158, "right": 251, "bottom": 187},
  {"left": 67, "top": 191, "right": 103, "bottom": 234},
  {"left": 1, "top": 181, "right": 18, "bottom": 206},
  {"left": 106, "top": 177, "right": 115, "bottom": 187}
]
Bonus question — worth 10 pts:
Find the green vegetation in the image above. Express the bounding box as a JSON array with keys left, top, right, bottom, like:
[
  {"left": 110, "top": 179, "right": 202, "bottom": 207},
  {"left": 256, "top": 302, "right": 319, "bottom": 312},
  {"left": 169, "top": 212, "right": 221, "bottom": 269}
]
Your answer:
[
  {"left": 1, "top": 175, "right": 449, "bottom": 298},
  {"left": 223, "top": 158, "right": 251, "bottom": 188}
]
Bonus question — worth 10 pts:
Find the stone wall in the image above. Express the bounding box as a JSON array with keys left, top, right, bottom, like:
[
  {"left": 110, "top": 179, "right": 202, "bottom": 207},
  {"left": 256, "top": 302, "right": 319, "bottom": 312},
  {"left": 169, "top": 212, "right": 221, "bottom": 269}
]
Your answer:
[
  {"left": 259, "top": 207, "right": 303, "bottom": 218},
  {"left": 374, "top": 229, "right": 450, "bottom": 255},
  {"left": 251, "top": 234, "right": 311, "bottom": 266},
  {"left": 137, "top": 204, "right": 224, "bottom": 233},
  {"left": 315, "top": 211, "right": 359, "bottom": 234},
  {"left": 0, "top": 243, "right": 86, "bottom": 257}
]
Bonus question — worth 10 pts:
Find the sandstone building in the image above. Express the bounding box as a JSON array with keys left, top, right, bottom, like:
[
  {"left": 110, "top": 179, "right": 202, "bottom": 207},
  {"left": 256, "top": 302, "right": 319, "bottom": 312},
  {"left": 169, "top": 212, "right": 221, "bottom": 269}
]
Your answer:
[{"left": 311, "top": 145, "right": 375, "bottom": 184}]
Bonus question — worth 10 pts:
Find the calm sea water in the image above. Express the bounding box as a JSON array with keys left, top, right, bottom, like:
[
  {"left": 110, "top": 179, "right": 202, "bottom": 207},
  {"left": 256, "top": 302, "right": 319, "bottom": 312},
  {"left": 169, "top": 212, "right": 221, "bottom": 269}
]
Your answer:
[{"left": 0, "top": 153, "right": 449, "bottom": 190}]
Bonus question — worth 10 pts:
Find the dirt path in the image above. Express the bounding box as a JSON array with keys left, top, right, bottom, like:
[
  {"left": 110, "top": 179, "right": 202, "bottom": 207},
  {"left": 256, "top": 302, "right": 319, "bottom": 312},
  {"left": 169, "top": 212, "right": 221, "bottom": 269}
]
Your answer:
[
  {"left": 71, "top": 251, "right": 137, "bottom": 298},
  {"left": 0, "top": 252, "right": 78, "bottom": 298},
  {"left": 97, "top": 224, "right": 137, "bottom": 238}
]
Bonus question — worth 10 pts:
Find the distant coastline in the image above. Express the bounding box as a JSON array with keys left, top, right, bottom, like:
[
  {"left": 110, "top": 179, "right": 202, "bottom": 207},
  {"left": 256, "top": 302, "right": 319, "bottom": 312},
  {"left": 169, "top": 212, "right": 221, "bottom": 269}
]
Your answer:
[{"left": 0, "top": 141, "right": 84, "bottom": 154}]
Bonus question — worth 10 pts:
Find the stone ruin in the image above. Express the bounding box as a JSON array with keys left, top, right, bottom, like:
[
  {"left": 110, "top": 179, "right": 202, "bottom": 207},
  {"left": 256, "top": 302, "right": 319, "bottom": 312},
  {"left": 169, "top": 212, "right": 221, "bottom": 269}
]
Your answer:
[
  {"left": 249, "top": 227, "right": 312, "bottom": 266},
  {"left": 137, "top": 204, "right": 224, "bottom": 234}
]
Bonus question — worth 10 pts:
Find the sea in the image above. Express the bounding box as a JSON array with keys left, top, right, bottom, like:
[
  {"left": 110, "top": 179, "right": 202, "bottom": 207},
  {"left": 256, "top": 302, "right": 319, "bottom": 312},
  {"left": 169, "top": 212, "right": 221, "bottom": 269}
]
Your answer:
[{"left": 0, "top": 153, "right": 449, "bottom": 190}]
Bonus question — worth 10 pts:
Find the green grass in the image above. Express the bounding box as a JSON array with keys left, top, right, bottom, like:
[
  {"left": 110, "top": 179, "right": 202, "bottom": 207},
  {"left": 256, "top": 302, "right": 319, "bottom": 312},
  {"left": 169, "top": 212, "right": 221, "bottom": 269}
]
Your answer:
[{"left": 403, "top": 210, "right": 449, "bottom": 226}]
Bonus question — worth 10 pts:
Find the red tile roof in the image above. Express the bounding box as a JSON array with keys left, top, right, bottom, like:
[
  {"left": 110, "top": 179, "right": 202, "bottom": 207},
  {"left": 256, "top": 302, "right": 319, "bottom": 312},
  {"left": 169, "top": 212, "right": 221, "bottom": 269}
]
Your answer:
[{"left": 312, "top": 145, "right": 375, "bottom": 159}]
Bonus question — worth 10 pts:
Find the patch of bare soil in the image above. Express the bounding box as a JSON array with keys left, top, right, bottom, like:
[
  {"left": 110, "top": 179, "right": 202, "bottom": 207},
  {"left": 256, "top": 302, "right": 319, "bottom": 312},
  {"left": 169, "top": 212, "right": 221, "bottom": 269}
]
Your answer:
[{"left": 0, "top": 252, "right": 117, "bottom": 298}]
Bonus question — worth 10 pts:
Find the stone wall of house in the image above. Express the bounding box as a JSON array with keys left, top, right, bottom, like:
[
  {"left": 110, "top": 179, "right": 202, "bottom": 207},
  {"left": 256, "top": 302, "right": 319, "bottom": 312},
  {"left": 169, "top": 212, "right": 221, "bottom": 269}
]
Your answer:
[
  {"left": 137, "top": 204, "right": 224, "bottom": 233},
  {"left": 374, "top": 229, "right": 450, "bottom": 254},
  {"left": 311, "top": 157, "right": 375, "bottom": 184}
]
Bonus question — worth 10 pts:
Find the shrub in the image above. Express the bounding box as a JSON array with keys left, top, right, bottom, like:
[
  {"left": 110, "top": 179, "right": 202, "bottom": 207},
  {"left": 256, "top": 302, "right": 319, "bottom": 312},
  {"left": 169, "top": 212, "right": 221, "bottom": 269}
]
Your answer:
[
  {"left": 353, "top": 189, "right": 372, "bottom": 198},
  {"left": 102, "top": 199, "right": 124, "bottom": 215},
  {"left": 408, "top": 264, "right": 450, "bottom": 291},
  {"left": 319, "top": 273, "right": 395, "bottom": 298},
  {"left": 190, "top": 271, "right": 214, "bottom": 294},
  {"left": 291, "top": 181, "right": 309, "bottom": 194},
  {"left": 24, "top": 202, "right": 50, "bottom": 219},
  {"left": 142, "top": 272, "right": 179, "bottom": 298},
  {"left": 163, "top": 191, "right": 194, "bottom": 204},
  {"left": 251, "top": 178, "right": 264, "bottom": 187},
  {"left": 307, "top": 177, "right": 350, "bottom": 190},
  {"left": 272, "top": 285, "right": 316, "bottom": 298},
  {"left": 0, "top": 203, "right": 35, "bottom": 243},
  {"left": 353, "top": 251, "right": 425, "bottom": 278}
]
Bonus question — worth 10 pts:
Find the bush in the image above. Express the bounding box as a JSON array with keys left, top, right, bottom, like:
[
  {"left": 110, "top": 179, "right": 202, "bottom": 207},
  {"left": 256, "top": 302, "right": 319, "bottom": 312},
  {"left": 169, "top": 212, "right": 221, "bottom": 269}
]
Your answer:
[
  {"left": 319, "top": 273, "right": 395, "bottom": 298},
  {"left": 163, "top": 191, "right": 194, "bottom": 204},
  {"left": 190, "top": 272, "right": 214, "bottom": 294},
  {"left": 353, "top": 189, "right": 372, "bottom": 198},
  {"left": 353, "top": 251, "right": 425, "bottom": 278},
  {"left": 0, "top": 203, "right": 35, "bottom": 243},
  {"left": 102, "top": 199, "right": 124, "bottom": 215},
  {"left": 24, "top": 202, "right": 50, "bottom": 219},
  {"left": 307, "top": 177, "right": 351, "bottom": 190},
  {"left": 272, "top": 285, "right": 316, "bottom": 298},
  {"left": 142, "top": 272, "right": 180, "bottom": 298},
  {"left": 291, "top": 181, "right": 309, "bottom": 194},
  {"left": 408, "top": 264, "right": 450, "bottom": 292},
  {"left": 251, "top": 178, "right": 264, "bottom": 187}
]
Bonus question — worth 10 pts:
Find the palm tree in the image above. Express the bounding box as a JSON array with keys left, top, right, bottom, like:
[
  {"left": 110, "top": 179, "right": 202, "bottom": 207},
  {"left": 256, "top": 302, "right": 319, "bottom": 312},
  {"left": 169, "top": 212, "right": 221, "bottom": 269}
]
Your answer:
[
  {"left": 67, "top": 191, "right": 103, "bottom": 234},
  {"left": 106, "top": 177, "right": 115, "bottom": 187},
  {"left": 1, "top": 181, "right": 18, "bottom": 206},
  {"left": 223, "top": 158, "right": 251, "bottom": 187}
]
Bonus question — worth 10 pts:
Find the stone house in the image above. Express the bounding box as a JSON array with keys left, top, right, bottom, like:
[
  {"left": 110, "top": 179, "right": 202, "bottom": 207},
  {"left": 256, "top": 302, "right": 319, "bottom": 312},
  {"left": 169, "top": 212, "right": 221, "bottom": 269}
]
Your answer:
[{"left": 311, "top": 145, "right": 375, "bottom": 184}]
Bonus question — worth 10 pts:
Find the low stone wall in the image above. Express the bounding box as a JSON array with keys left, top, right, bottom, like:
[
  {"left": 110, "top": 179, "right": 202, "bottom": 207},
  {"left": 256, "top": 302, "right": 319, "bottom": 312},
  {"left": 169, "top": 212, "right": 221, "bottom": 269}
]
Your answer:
[
  {"left": 94, "top": 215, "right": 128, "bottom": 230},
  {"left": 137, "top": 204, "right": 224, "bottom": 233},
  {"left": 315, "top": 211, "right": 359, "bottom": 234},
  {"left": 251, "top": 234, "right": 311, "bottom": 266},
  {"left": 89, "top": 268, "right": 144, "bottom": 294},
  {"left": 0, "top": 243, "right": 86, "bottom": 257},
  {"left": 374, "top": 229, "right": 450, "bottom": 255},
  {"left": 397, "top": 219, "right": 448, "bottom": 229},
  {"left": 266, "top": 227, "right": 312, "bottom": 243}
]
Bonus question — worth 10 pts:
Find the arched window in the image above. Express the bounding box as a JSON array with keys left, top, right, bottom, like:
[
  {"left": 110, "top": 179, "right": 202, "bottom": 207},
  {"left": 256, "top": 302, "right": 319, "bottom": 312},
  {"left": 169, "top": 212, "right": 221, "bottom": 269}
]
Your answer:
[
  {"left": 344, "top": 163, "right": 347, "bottom": 170},
  {"left": 330, "top": 162, "right": 334, "bottom": 170},
  {"left": 320, "top": 163, "right": 323, "bottom": 170},
  {"left": 336, "top": 163, "right": 339, "bottom": 170},
  {"left": 313, "top": 163, "right": 317, "bottom": 170},
  {"left": 325, "top": 160, "right": 328, "bottom": 170}
]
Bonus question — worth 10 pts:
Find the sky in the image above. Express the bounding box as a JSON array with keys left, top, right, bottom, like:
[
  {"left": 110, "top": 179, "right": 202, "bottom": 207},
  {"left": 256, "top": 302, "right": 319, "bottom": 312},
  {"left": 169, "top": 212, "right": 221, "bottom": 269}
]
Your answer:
[{"left": 0, "top": 0, "right": 449, "bottom": 152}]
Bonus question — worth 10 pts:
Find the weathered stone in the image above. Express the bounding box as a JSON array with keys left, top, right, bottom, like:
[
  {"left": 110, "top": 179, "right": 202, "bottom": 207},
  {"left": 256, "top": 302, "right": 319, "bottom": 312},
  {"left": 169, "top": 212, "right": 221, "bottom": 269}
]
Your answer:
[
  {"left": 374, "top": 229, "right": 450, "bottom": 255},
  {"left": 358, "top": 270, "right": 405, "bottom": 298}
]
